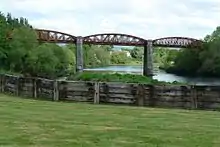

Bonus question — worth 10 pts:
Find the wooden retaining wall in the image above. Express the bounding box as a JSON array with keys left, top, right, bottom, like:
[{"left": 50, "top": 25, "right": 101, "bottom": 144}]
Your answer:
[{"left": 1, "top": 74, "right": 220, "bottom": 110}]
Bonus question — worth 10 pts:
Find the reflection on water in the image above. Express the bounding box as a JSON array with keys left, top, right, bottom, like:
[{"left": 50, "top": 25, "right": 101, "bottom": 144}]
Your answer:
[{"left": 84, "top": 65, "right": 220, "bottom": 85}]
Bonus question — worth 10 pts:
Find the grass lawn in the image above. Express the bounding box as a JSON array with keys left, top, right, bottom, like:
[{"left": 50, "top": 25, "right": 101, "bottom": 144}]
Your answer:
[{"left": 0, "top": 95, "right": 220, "bottom": 147}]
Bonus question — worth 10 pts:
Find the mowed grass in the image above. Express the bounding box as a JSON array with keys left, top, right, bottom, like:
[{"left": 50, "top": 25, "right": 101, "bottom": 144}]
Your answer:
[{"left": 1, "top": 95, "right": 220, "bottom": 147}]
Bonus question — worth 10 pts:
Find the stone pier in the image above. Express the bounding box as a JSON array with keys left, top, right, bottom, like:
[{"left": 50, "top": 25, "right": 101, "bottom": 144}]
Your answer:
[
  {"left": 76, "top": 36, "right": 84, "bottom": 72},
  {"left": 143, "top": 40, "right": 153, "bottom": 77}
]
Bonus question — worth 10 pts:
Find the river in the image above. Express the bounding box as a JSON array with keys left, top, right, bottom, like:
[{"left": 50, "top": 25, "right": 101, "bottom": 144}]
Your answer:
[{"left": 84, "top": 65, "right": 220, "bottom": 85}]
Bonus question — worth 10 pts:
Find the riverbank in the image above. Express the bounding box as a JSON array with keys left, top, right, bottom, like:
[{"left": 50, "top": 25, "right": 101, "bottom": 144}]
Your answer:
[
  {"left": 69, "top": 72, "right": 182, "bottom": 85},
  {"left": 84, "top": 65, "right": 220, "bottom": 85},
  {"left": 165, "top": 66, "right": 220, "bottom": 78},
  {"left": 110, "top": 60, "right": 142, "bottom": 66}
]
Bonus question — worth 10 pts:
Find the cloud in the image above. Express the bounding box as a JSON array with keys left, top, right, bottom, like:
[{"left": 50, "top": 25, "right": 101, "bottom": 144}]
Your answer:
[{"left": 0, "top": 0, "right": 219, "bottom": 39}]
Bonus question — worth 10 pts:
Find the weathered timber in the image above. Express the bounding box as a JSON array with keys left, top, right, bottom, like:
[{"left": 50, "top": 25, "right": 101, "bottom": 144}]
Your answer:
[
  {"left": 53, "top": 80, "right": 59, "bottom": 101},
  {"left": 99, "top": 82, "right": 137, "bottom": 105},
  {"left": 94, "top": 82, "right": 100, "bottom": 104},
  {"left": 18, "top": 77, "right": 34, "bottom": 98},
  {"left": 1, "top": 74, "right": 220, "bottom": 111},
  {"left": 37, "top": 78, "right": 54, "bottom": 100},
  {"left": 58, "top": 81, "right": 95, "bottom": 102},
  {"left": 3, "top": 75, "right": 19, "bottom": 95}
]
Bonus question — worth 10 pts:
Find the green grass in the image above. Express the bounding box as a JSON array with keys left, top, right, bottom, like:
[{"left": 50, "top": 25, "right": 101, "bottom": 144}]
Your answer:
[
  {"left": 69, "top": 72, "right": 184, "bottom": 85},
  {"left": 1, "top": 94, "right": 220, "bottom": 147}
]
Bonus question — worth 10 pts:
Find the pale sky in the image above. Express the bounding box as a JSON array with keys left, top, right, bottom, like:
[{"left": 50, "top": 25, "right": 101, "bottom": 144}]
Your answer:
[{"left": 1, "top": 0, "right": 220, "bottom": 40}]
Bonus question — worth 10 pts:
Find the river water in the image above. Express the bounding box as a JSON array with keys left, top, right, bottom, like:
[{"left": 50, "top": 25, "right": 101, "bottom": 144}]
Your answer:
[{"left": 84, "top": 65, "right": 220, "bottom": 85}]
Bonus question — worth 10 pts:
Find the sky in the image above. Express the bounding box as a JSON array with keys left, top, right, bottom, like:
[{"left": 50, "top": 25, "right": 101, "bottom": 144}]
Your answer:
[{"left": 1, "top": 0, "right": 220, "bottom": 40}]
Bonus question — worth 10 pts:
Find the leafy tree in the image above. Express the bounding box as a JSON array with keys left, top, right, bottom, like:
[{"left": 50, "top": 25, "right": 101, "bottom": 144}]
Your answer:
[
  {"left": 130, "top": 47, "right": 144, "bottom": 60},
  {"left": 166, "top": 26, "right": 220, "bottom": 77},
  {"left": 111, "top": 51, "right": 129, "bottom": 64},
  {"left": 25, "top": 44, "right": 59, "bottom": 78},
  {"left": 8, "top": 26, "right": 38, "bottom": 71}
]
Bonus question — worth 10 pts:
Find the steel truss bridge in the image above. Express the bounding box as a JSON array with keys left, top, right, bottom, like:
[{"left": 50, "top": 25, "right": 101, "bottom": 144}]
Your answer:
[{"left": 13, "top": 28, "right": 205, "bottom": 76}]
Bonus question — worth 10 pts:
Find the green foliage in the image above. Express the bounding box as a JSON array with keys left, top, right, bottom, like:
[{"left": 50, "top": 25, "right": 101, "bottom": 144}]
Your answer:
[
  {"left": 130, "top": 47, "right": 144, "bottom": 60},
  {"left": 0, "top": 12, "right": 76, "bottom": 78},
  {"left": 153, "top": 48, "right": 179, "bottom": 69},
  {"left": 83, "top": 45, "right": 111, "bottom": 68},
  {"left": 166, "top": 26, "right": 220, "bottom": 77},
  {"left": 1, "top": 11, "right": 143, "bottom": 77},
  {"left": 110, "top": 51, "right": 130, "bottom": 64},
  {"left": 69, "top": 72, "right": 184, "bottom": 85}
]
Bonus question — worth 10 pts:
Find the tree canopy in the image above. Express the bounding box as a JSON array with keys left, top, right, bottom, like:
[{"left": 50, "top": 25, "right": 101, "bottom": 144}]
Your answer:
[
  {"left": 0, "top": 12, "right": 137, "bottom": 78},
  {"left": 1, "top": 11, "right": 220, "bottom": 78},
  {"left": 164, "top": 26, "right": 220, "bottom": 77}
]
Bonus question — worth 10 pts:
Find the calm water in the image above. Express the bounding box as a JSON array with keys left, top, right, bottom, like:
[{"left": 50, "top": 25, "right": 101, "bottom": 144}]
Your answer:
[{"left": 84, "top": 65, "right": 220, "bottom": 85}]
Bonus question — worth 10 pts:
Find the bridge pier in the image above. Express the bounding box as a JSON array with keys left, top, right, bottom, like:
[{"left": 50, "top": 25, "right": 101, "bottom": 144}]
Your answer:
[
  {"left": 76, "top": 36, "right": 84, "bottom": 72},
  {"left": 143, "top": 40, "right": 153, "bottom": 77}
]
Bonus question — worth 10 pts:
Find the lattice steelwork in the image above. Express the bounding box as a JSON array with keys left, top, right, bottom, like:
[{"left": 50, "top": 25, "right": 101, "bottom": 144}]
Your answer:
[
  {"left": 35, "top": 29, "right": 76, "bottom": 43},
  {"left": 83, "top": 33, "right": 146, "bottom": 46},
  {"left": 153, "top": 37, "right": 203, "bottom": 48}
]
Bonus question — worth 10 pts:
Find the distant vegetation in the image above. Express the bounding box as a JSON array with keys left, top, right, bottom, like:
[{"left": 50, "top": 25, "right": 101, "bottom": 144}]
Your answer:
[
  {"left": 69, "top": 72, "right": 183, "bottom": 85},
  {"left": 164, "top": 27, "right": 220, "bottom": 77},
  {"left": 0, "top": 12, "right": 139, "bottom": 79},
  {"left": 1, "top": 11, "right": 220, "bottom": 80}
]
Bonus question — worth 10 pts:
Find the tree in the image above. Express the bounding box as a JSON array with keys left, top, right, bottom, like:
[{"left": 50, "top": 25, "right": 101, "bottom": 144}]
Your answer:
[
  {"left": 165, "top": 26, "right": 220, "bottom": 77},
  {"left": 8, "top": 26, "right": 38, "bottom": 71},
  {"left": 130, "top": 47, "right": 144, "bottom": 60},
  {"left": 25, "top": 44, "right": 59, "bottom": 78},
  {"left": 111, "top": 51, "right": 129, "bottom": 64}
]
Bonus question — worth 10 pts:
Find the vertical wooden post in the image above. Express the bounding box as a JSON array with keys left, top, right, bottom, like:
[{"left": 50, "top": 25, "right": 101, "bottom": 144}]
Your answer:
[
  {"left": 53, "top": 80, "right": 59, "bottom": 101},
  {"left": 16, "top": 76, "right": 19, "bottom": 96},
  {"left": 191, "top": 85, "right": 198, "bottom": 109},
  {"left": 143, "top": 40, "right": 153, "bottom": 77},
  {"left": 94, "top": 82, "right": 100, "bottom": 104},
  {"left": 0, "top": 74, "right": 2, "bottom": 93},
  {"left": 1, "top": 75, "right": 5, "bottom": 93},
  {"left": 148, "top": 85, "right": 155, "bottom": 107},
  {"left": 33, "top": 78, "right": 37, "bottom": 98},
  {"left": 136, "top": 84, "right": 145, "bottom": 106},
  {"left": 76, "top": 36, "right": 84, "bottom": 72}
]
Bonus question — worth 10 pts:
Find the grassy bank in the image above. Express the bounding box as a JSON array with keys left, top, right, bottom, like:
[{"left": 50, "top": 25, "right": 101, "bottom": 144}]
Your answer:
[
  {"left": 1, "top": 94, "right": 220, "bottom": 146},
  {"left": 68, "top": 72, "right": 182, "bottom": 85}
]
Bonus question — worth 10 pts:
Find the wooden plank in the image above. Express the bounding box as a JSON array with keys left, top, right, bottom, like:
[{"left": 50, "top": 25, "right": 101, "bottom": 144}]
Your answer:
[
  {"left": 94, "top": 82, "right": 100, "bottom": 104},
  {"left": 66, "top": 87, "right": 93, "bottom": 92},
  {"left": 63, "top": 95, "right": 93, "bottom": 102},
  {"left": 66, "top": 91, "right": 93, "bottom": 97},
  {"left": 65, "top": 81, "right": 94, "bottom": 87},
  {"left": 100, "top": 82, "right": 136, "bottom": 88},
  {"left": 100, "top": 97, "right": 134, "bottom": 104},
  {"left": 99, "top": 87, "right": 134, "bottom": 94},
  {"left": 100, "top": 93, "right": 135, "bottom": 99}
]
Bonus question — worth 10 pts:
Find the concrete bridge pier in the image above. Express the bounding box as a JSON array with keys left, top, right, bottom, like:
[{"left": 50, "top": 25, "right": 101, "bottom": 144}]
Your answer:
[
  {"left": 143, "top": 40, "right": 153, "bottom": 77},
  {"left": 76, "top": 36, "right": 84, "bottom": 72}
]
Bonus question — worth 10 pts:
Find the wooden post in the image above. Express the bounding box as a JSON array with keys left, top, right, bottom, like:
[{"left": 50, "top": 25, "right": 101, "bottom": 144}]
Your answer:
[
  {"left": 191, "top": 85, "right": 198, "bottom": 109},
  {"left": 1, "top": 75, "right": 5, "bottom": 92},
  {"left": 94, "top": 82, "right": 100, "bottom": 104},
  {"left": 33, "top": 78, "right": 37, "bottom": 98},
  {"left": 0, "top": 74, "right": 2, "bottom": 93},
  {"left": 16, "top": 77, "right": 19, "bottom": 96},
  {"left": 53, "top": 80, "right": 59, "bottom": 101},
  {"left": 136, "top": 84, "right": 145, "bottom": 106},
  {"left": 148, "top": 85, "right": 155, "bottom": 107}
]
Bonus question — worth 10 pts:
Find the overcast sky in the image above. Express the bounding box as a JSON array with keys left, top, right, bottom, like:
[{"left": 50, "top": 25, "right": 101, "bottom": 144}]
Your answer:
[{"left": 1, "top": 0, "right": 220, "bottom": 39}]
